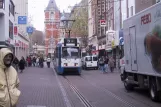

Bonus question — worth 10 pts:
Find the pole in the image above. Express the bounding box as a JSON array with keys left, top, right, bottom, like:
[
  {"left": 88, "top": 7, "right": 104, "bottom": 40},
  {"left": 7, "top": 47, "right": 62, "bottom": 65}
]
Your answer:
[
  {"left": 120, "top": 0, "right": 122, "bottom": 28},
  {"left": 52, "top": 20, "right": 53, "bottom": 56},
  {"left": 104, "top": 0, "right": 106, "bottom": 35},
  {"left": 69, "top": 30, "right": 71, "bottom": 38}
]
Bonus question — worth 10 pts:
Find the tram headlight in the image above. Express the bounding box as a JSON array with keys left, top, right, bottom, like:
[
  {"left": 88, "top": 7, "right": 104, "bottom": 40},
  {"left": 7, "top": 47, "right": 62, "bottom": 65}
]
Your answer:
[
  {"left": 64, "top": 63, "right": 68, "bottom": 66},
  {"left": 75, "top": 63, "right": 78, "bottom": 66}
]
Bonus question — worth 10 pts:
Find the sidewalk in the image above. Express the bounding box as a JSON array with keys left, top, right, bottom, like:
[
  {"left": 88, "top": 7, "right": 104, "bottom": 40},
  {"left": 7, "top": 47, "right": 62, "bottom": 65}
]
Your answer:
[{"left": 17, "top": 63, "right": 66, "bottom": 107}]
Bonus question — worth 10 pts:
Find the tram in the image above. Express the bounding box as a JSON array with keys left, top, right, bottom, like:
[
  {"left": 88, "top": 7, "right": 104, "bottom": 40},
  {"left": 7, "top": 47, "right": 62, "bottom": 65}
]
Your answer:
[{"left": 54, "top": 38, "right": 82, "bottom": 75}]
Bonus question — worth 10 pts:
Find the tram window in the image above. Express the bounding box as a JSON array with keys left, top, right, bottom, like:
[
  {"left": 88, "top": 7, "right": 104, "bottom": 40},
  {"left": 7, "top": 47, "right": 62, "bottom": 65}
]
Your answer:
[
  {"left": 93, "top": 57, "right": 98, "bottom": 61},
  {"left": 86, "top": 57, "right": 92, "bottom": 61},
  {"left": 62, "top": 47, "right": 79, "bottom": 58},
  {"left": 56, "top": 47, "right": 59, "bottom": 58}
]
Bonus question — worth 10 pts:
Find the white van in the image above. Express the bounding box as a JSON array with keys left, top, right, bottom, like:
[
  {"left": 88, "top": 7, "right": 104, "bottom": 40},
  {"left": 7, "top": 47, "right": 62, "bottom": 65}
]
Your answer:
[{"left": 82, "top": 55, "right": 98, "bottom": 70}]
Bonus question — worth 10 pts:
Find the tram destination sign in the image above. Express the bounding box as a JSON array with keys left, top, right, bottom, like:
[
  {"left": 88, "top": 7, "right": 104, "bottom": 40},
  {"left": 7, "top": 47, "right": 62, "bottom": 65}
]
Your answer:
[{"left": 64, "top": 38, "right": 77, "bottom": 46}]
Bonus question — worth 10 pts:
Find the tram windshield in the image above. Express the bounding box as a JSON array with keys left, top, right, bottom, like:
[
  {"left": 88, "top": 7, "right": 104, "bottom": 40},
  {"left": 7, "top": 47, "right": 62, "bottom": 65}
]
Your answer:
[{"left": 62, "top": 47, "right": 80, "bottom": 58}]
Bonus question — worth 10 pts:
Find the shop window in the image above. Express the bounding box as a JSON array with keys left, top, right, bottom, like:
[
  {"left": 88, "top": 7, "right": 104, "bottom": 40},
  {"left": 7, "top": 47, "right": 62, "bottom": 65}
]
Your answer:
[
  {"left": 9, "top": 0, "right": 14, "bottom": 16},
  {"left": 9, "top": 20, "right": 13, "bottom": 39}
]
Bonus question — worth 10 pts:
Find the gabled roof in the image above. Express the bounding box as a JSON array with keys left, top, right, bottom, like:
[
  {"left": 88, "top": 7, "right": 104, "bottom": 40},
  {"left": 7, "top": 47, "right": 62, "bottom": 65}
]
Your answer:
[{"left": 45, "top": 0, "right": 59, "bottom": 11}]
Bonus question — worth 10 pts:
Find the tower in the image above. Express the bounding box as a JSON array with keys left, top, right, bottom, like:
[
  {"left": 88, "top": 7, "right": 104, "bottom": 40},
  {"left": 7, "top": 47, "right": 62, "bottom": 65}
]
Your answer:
[{"left": 44, "top": 0, "right": 60, "bottom": 56}]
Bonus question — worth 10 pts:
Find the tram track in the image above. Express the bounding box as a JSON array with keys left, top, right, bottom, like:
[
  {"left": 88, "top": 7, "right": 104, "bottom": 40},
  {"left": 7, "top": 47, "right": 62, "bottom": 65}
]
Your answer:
[
  {"left": 79, "top": 74, "right": 160, "bottom": 107},
  {"left": 78, "top": 75, "right": 136, "bottom": 107},
  {"left": 63, "top": 76, "right": 94, "bottom": 107}
]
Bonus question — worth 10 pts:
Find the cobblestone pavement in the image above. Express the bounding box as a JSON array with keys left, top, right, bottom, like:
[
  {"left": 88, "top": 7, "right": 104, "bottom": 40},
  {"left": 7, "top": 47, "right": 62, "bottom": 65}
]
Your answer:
[
  {"left": 17, "top": 63, "right": 161, "bottom": 107},
  {"left": 17, "top": 64, "right": 67, "bottom": 107}
]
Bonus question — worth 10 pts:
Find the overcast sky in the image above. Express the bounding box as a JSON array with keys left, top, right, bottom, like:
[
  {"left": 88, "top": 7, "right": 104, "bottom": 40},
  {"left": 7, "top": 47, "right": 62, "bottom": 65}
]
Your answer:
[{"left": 28, "top": 0, "right": 81, "bottom": 31}]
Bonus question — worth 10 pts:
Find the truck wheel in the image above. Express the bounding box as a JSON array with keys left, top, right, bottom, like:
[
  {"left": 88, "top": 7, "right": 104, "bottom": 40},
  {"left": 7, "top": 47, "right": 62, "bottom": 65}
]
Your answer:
[
  {"left": 85, "top": 65, "right": 87, "bottom": 70},
  {"left": 150, "top": 80, "right": 159, "bottom": 101},
  {"left": 124, "top": 79, "right": 134, "bottom": 91}
]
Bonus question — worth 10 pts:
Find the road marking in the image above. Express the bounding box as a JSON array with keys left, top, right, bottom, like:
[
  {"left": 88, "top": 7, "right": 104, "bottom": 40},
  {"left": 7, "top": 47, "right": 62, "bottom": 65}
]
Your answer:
[
  {"left": 27, "top": 105, "right": 46, "bottom": 107},
  {"left": 52, "top": 67, "right": 72, "bottom": 107}
]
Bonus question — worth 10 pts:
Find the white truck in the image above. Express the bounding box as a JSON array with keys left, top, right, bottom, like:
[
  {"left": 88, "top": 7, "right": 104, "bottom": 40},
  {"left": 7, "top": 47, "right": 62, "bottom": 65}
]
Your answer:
[{"left": 121, "top": 2, "right": 161, "bottom": 101}]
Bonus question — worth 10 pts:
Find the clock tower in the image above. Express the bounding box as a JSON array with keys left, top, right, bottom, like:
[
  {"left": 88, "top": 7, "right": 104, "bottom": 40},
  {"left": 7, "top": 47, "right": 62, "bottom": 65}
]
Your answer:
[{"left": 44, "top": 0, "right": 60, "bottom": 56}]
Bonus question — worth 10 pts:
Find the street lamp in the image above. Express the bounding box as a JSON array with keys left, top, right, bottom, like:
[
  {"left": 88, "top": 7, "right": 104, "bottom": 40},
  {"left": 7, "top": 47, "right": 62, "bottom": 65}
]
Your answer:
[
  {"left": 60, "top": 15, "right": 75, "bottom": 38},
  {"left": 34, "top": 43, "right": 37, "bottom": 55}
]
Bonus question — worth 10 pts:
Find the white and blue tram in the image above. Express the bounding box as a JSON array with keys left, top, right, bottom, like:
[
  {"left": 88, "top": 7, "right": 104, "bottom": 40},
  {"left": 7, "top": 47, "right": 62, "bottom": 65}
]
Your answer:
[{"left": 54, "top": 38, "right": 82, "bottom": 75}]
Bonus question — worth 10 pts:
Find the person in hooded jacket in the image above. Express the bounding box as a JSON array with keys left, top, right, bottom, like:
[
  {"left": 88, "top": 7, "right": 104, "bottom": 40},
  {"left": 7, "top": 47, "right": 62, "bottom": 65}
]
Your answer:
[{"left": 0, "top": 48, "right": 21, "bottom": 107}]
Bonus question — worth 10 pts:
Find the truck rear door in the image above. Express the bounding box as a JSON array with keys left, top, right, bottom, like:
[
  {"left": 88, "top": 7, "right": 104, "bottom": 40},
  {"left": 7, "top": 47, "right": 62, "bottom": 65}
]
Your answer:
[{"left": 129, "top": 26, "right": 138, "bottom": 71}]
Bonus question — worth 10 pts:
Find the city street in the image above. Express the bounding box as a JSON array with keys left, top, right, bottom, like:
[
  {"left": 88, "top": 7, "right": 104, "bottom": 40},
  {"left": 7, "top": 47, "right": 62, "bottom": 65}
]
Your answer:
[{"left": 17, "top": 63, "right": 161, "bottom": 107}]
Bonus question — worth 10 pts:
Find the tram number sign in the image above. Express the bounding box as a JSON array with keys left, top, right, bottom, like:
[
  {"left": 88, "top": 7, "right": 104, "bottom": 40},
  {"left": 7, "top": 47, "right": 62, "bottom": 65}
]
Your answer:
[{"left": 64, "top": 38, "right": 77, "bottom": 46}]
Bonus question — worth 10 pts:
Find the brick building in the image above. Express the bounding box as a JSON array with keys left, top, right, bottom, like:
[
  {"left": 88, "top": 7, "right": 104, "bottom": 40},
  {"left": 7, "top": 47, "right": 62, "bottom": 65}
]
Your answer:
[{"left": 44, "top": 0, "right": 60, "bottom": 56}]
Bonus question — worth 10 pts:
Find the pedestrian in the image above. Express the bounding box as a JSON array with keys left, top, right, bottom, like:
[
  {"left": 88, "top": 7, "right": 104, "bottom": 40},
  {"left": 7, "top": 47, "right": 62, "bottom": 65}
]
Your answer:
[
  {"left": 27, "top": 56, "right": 31, "bottom": 67},
  {"left": 104, "top": 56, "right": 109, "bottom": 73},
  {"left": 36, "top": 57, "right": 39, "bottom": 67},
  {"left": 0, "top": 48, "right": 21, "bottom": 107},
  {"left": 99, "top": 56, "right": 105, "bottom": 73},
  {"left": 108, "top": 56, "right": 115, "bottom": 72},
  {"left": 33, "top": 56, "right": 36, "bottom": 67},
  {"left": 46, "top": 56, "right": 51, "bottom": 68},
  {"left": 19, "top": 56, "right": 26, "bottom": 73},
  {"left": 12, "top": 56, "right": 19, "bottom": 72},
  {"left": 39, "top": 56, "right": 44, "bottom": 68}
]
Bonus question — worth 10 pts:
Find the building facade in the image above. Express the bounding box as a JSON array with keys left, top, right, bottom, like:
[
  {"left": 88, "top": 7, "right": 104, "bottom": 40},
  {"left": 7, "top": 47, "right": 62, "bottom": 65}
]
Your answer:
[
  {"left": 13, "top": 0, "right": 29, "bottom": 59},
  {"left": 44, "top": 0, "right": 60, "bottom": 56},
  {"left": 88, "top": 0, "right": 98, "bottom": 55},
  {"left": 0, "top": 0, "right": 15, "bottom": 50}
]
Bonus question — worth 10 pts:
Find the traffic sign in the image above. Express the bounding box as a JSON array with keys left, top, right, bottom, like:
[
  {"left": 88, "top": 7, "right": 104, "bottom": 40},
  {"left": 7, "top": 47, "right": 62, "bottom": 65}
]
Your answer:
[
  {"left": 100, "top": 20, "right": 106, "bottom": 27},
  {"left": 27, "top": 27, "right": 33, "bottom": 34},
  {"left": 18, "top": 16, "right": 27, "bottom": 24},
  {"left": 119, "top": 29, "right": 124, "bottom": 45}
]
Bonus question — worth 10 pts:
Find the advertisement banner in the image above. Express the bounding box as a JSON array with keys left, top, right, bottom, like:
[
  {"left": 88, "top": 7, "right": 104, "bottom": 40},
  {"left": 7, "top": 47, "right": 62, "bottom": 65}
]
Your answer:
[
  {"left": 100, "top": 20, "right": 106, "bottom": 27},
  {"left": 14, "top": 26, "right": 18, "bottom": 35}
]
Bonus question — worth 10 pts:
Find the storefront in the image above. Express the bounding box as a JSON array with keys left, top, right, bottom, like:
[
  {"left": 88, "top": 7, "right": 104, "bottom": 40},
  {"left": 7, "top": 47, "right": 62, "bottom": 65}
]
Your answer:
[{"left": 98, "top": 45, "right": 106, "bottom": 57}]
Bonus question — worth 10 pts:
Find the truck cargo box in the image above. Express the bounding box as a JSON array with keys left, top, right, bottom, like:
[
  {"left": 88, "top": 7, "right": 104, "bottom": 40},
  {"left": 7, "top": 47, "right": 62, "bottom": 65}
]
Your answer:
[{"left": 123, "top": 2, "right": 161, "bottom": 77}]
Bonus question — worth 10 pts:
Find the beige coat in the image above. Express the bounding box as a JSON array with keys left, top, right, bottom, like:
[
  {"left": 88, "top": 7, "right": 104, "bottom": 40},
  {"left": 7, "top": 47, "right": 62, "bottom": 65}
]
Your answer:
[{"left": 0, "top": 48, "right": 21, "bottom": 107}]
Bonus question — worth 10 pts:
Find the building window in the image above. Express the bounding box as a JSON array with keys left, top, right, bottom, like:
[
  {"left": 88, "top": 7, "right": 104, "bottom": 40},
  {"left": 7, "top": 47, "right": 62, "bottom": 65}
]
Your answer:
[
  {"left": 9, "top": 20, "right": 13, "bottom": 39},
  {"left": 0, "top": 0, "right": 4, "bottom": 9},
  {"left": 50, "top": 12, "right": 54, "bottom": 20},
  {"left": 103, "top": 41, "right": 106, "bottom": 45},
  {"left": 9, "top": 0, "right": 15, "bottom": 16},
  {"left": 131, "top": 6, "right": 133, "bottom": 16},
  {"left": 127, "top": 8, "right": 129, "bottom": 18}
]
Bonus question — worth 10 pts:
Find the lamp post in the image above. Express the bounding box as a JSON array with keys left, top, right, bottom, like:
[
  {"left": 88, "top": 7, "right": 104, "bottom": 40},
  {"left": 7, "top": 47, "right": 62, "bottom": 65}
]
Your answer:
[
  {"left": 34, "top": 43, "right": 37, "bottom": 55},
  {"left": 60, "top": 16, "right": 75, "bottom": 38}
]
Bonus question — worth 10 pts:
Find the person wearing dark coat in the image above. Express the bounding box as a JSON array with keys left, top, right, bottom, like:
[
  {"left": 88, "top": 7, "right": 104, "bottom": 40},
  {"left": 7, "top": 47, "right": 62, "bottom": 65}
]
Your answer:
[
  {"left": 12, "top": 56, "right": 19, "bottom": 71},
  {"left": 19, "top": 56, "right": 25, "bottom": 73}
]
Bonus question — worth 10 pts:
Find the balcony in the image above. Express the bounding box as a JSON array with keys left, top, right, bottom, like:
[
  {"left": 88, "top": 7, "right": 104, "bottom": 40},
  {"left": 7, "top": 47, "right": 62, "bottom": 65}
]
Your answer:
[{"left": 0, "top": 0, "right": 5, "bottom": 15}]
